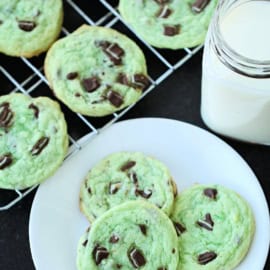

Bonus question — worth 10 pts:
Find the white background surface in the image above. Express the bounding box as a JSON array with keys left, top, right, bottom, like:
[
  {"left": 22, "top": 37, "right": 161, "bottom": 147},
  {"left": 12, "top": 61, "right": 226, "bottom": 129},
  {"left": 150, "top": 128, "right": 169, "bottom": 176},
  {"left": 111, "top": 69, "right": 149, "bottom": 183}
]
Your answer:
[{"left": 29, "top": 118, "right": 270, "bottom": 270}]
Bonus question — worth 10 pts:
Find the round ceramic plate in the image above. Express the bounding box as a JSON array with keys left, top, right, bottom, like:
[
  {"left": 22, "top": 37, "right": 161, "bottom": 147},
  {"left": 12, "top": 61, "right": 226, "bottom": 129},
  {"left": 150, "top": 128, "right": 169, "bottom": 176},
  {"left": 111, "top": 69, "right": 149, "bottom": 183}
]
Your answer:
[{"left": 29, "top": 118, "right": 270, "bottom": 270}]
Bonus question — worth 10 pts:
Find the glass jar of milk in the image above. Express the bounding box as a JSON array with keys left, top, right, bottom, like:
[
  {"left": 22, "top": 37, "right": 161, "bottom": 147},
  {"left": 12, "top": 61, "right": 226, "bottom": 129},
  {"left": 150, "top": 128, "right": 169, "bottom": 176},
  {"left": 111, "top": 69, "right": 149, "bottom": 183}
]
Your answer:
[{"left": 201, "top": 0, "right": 270, "bottom": 144}]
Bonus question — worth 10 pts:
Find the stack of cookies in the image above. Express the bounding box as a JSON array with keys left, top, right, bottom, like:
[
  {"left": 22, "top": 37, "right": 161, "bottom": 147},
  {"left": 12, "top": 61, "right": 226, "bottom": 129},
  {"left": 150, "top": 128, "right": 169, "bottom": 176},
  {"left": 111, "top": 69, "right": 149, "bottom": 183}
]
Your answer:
[{"left": 77, "top": 152, "right": 255, "bottom": 270}]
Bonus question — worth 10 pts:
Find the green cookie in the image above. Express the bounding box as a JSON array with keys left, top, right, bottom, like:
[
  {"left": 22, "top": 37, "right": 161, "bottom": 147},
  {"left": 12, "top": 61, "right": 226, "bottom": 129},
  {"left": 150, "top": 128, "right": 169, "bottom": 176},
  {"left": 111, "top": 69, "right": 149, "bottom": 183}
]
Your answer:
[
  {"left": 0, "top": 93, "right": 68, "bottom": 189},
  {"left": 45, "top": 25, "right": 149, "bottom": 117},
  {"left": 77, "top": 201, "right": 179, "bottom": 270},
  {"left": 80, "top": 151, "right": 177, "bottom": 221},
  {"left": 0, "top": 0, "right": 63, "bottom": 57},
  {"left": 170, "top": 184, "right": 255, "bottom": 270},
  {"left": 119, "top": 0, "right": 218, "bottom": 49}
]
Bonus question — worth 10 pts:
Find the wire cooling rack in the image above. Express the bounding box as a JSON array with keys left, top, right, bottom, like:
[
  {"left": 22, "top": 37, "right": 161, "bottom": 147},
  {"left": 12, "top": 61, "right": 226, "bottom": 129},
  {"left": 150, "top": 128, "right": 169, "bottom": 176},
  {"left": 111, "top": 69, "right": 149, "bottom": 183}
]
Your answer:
[{"left": 0, "top": 0, "right": 202, "bottom": 210}]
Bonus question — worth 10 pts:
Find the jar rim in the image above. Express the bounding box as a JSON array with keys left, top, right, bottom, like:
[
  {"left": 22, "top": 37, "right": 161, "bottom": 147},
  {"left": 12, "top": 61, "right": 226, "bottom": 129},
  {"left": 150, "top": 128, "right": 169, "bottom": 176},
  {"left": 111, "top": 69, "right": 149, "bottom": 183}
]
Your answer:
[{"left": 211, "top": 0, "right": 270, "bottom": 78}]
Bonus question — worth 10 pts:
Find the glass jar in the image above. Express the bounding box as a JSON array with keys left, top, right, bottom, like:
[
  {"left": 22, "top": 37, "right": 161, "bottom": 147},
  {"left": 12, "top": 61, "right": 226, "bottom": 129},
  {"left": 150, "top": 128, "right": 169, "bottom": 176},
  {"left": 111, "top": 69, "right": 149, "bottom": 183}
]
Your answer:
[{"left": 201, "top": 0, "right": 270, "bottom": 145}]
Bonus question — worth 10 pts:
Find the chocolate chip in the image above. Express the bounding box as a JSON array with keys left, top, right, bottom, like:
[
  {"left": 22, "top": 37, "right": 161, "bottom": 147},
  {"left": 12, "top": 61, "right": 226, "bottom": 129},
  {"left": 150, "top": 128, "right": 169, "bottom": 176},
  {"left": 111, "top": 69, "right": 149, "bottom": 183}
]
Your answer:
[
  {"left": 116, "top": 264, "right": 122, "bottom": 269},
  {"left": 121, "top": 161, "right": 136, "bottom": 171},
  {"left": 107, "top": 90, "right": 124, "bottom": 107},
  {"left": 128, "top": 247, "right": 146, "bottom": 268},
  {"left": 191, "top": 0, "right": 210, "bottom": 13},
  {"left": 29, "top": 103, "right": 39, "bottom": 118},
  {"left": 92, "top": 245, "right": 109, "bottom": 265},
  {"left": 82, "top": 76, "right": 100, "bottom": 93},
  {"left": 0, "top": 103, "right": 13, "bottom": 128},
  {"left": 135, "top": 189, "right": 152, "bottom": 199},
  {"left": 109, "top": 182, "right": 122, "bottom": 194},
  {"left": 18, "top": 20, "right": 36, "bottom": 32},
  {"left": 203, "top": 188, "right": 217, "bottom": 200},
  {"left": 117, "top": 73, "right": 130, "bottom": 86},
  {"left": 132, "top": 74, "right": 150, "bottom": 90},
  {"left": 197, "top": 213, "right": 214, "bottom": 231},
  {"left": 138, "top": 224, "right": 147, "bottom": 236},
  {"left": 82, "top": 239, "right": 88, "bottom": 247},
  {"left": 87, "top": 187, "right": 92, "bottom": 194},
  {"left": 97, "top": 40, "right": 125, "bottom": 65},
  {"left": 198, "top": 251, "right": 217, "bottom": 265},
  {"left": 0, "top": 20, "right": 3, "bottom": 25},
  {"left": 30, "top": 137, "right": 50, "bottom": 156},
  {"left": 154, "top": 0, "right": 170, "bottom": 4},
  {"left": 156, "top": 6, "right": 172, "bottom": 18},
  {"left": 75, "top": 93, "right": 81, "bottom": 97},
  {"left": 172, "top": 248, "right": 176, "bottom": 253},
  {"left": 109, "top": 235, "right": 119, "bottom": 243},
  {"left": 158, "top": 267, "right": 167, "bottom": 270},
  {"left": 66, "top": 72, "right": 78, "bottom": 80},
  {"left": 173, "top": 222, "right": 186, "bottom": 236},
  {"left": 164, "top": 25, "right": 180, "bottom": 36},
  {"left": 0, "top": 154, "right": 12, "bottom": 170},
  {"left": 129, "top": 172, "right": 138, "bottom": 185}
]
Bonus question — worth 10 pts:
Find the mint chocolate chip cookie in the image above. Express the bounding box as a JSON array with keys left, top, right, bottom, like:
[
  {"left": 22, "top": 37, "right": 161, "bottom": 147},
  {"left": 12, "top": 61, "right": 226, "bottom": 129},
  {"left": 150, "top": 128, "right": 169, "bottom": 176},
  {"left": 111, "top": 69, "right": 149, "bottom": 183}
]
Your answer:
[
  {"left": 0, "top": 93, "right": 68, "bottom": 189},
  {"left": 170, "top": 184, "right": 255, "bottom": 270},
  {"left": 77, "top": 201, "right": 179, "bottom": 270},
  {"left": 0, "top": 0, "right": 63, "bottom": 57},
  {"left": 45, "top": 25, "right": 149, "bottom": 117},
  {"left": 119, "top": 0, "right": 218, "bottom": 49},
  {"left": 80, "top": 152, "right": 177, "bottom": 221}
]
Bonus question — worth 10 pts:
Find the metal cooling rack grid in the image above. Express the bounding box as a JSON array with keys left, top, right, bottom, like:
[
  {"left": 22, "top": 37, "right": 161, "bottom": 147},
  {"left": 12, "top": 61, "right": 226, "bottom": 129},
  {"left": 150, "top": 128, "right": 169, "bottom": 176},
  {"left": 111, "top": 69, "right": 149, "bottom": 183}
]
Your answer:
[{"left": 0, "top": 0, "right": 202, "bottom": 210}]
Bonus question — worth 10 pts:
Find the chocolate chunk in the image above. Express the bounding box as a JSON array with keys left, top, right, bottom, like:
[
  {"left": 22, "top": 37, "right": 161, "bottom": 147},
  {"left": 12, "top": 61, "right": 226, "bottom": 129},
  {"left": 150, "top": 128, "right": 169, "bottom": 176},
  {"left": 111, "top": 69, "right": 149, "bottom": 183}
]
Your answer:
[
  {"left": 82, "top": 239, "right": 88, "bottom": 247},
  {"left": 30, "top": 137, "right": 50, "bottom": 156},
  {"left": 29, "top": 103, "right": 39, "bottom": 118},
  {"left": 154, "top": 0, "right": 170, "bottom": 4},
  {"left": 107, "top": 90, "right": 124, "bottom": 107},
  {"left": 82, "top": 76, "right": 100, "bottom": 93},
  {"left": 198, "top": 251, "right": 217, "bottom": 265},
  {"left": 156, "top": 6, "right": 172, "bottom": 18},
  {"left": 135, "top": 189, "right": 152, "bottom": 199},
  {"left": 132, "top": 74, "right": 150, "bottom": 90},
  {"left": 173, "top": 222, "right": 186, "bottom": 236},
  {"left": 93, "top": 245, "right": 109, "bottom": 265},
  {"left": 109, "top": 234, "right": 119, "bottom": 243},
  {"left": 158, "top": 267, "right": 167, "bottom": 270},
  {"left": 164, "top": 25, "right": 180, "bottom": 36},
  {"left": 197, "top": 213, "right": 214, "bottom": 231},
  {"left": 128, "top": 248, "right": 146, "bottom": 268},
  {"left": 121, "top": 161, "right": 136, "bottom": 171},
  {"left": 18, "top": 20, "right": 36, "bottom": 32},
  {"left": 67, "top": 72, "right": 78, "bottom": 80},
  {"left": 0, "top": 154, "right": 12, "bottom": 170},
  {"left": 138, "top": 224, "right": 147, "bottom": 236},
  {"left": 0, "top": 103, "right": 13, "bottom": 128},
  {"left": 117, "top": 73, "right": 130, "bottom": 86},
  {"left": 129, "top": 172, "right": 138, "bottom": 185},
  {"left": 192, "top": 0, "right": 210, "bottom": 13},
  {"left": 109, "top": 182, "right": 122, "bottom": 194},
  {"left": 203, "top": 188, "right": 217, "bottom": 200}
]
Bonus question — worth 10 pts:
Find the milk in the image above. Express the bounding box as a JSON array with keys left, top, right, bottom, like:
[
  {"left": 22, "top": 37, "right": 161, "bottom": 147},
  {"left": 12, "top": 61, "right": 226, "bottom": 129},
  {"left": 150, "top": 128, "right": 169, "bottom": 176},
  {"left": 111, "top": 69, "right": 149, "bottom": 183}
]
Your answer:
[{"left": 201, "top": 0, "right": 270, "bottom": 144}]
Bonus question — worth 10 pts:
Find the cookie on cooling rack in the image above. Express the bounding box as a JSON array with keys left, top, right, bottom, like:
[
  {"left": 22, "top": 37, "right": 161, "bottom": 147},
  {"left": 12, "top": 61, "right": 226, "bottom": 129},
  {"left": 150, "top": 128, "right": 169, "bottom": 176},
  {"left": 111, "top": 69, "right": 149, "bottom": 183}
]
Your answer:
[
  {"left": 79, "top": 151, "right": 177, "bottom": 221},
  {"left": 77, "top": 201, "right": 179, "bottom": 270},
  {"left": 0, "top": 93, "right": 68, "bottom": 190},
  {"left": 45, "top": 25, "right": 149, "bottom": 117},
  {"left": 170, "top": 184, "right": 255, "bottom": 270},
  {"left": 119, "top": 0, "right": 218, "bottom": 49},
  {"left": 0, "top": 0, "right": 63, "bottom": 57}
]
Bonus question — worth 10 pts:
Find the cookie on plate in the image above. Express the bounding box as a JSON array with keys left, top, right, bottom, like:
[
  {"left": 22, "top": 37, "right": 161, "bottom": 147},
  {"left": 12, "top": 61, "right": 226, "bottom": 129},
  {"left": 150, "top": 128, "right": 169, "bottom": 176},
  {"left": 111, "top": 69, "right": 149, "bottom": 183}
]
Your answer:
[
  {"left": 170, "top": 184, "right": 255, "bottom": 270},
  {"left": 0, "top": 93, "right": 68, "bottom": 189},
  {"left": 77, "top": 201, "right": 179, "bottom": 270},
  {"left": 119, "top": 0, "right": 218, "bottom": 49},
  {"left": 45, "top": 25, "right": 149, "bottom": 117},
  {"left": 80, "top": 151, "right": 177, "bottom": 221},
  {"left": 0, "top": 0, "right": 63, "bottom": 57}
]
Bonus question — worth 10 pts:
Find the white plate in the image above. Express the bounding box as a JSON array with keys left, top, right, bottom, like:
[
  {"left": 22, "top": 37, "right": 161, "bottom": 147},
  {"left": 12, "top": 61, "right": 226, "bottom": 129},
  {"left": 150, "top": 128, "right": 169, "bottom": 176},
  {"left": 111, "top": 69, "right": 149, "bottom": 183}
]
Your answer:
[{"left": 29, "top": 118, "right": 270, "bottom": 270}]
